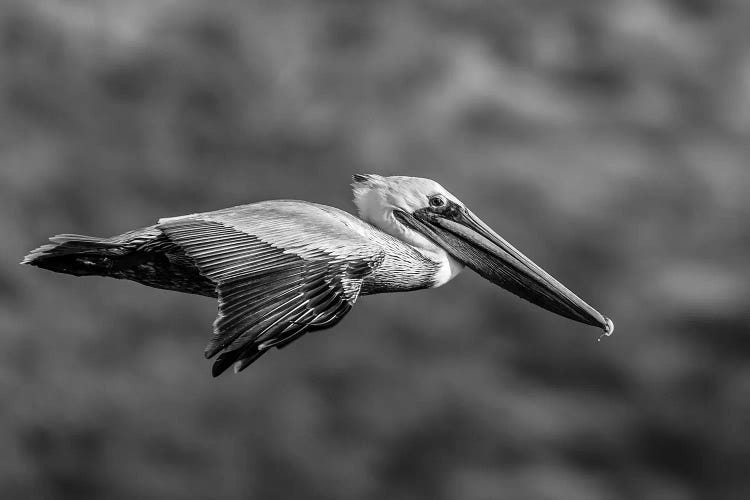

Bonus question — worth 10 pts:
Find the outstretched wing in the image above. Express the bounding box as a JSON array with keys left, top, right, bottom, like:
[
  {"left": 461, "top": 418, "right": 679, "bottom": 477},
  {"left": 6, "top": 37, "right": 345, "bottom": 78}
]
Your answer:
[{"left": 159, "top": 201, "right": 384, "bottom": 376}]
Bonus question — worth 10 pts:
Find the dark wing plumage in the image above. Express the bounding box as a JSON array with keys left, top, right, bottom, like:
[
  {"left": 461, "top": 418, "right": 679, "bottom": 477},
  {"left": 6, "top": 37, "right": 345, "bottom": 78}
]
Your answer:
[{"left": 158, "top": 201, "right": 384, "bottom": 376}]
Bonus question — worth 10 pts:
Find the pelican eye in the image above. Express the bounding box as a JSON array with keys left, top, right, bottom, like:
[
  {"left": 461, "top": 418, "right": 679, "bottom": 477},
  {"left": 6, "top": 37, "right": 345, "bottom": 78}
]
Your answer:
[{"left": 429, "top": 195, "right": 446, "bottom": 208}]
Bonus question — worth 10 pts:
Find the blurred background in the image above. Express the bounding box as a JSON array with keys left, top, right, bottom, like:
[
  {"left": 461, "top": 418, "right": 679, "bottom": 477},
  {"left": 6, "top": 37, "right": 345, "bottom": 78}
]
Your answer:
[{"left": 2, "top": 0, "right": 750, "bottom": 498}]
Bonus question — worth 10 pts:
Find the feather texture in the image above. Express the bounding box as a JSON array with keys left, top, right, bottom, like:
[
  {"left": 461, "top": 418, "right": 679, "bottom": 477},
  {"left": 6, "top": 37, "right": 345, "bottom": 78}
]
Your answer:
[{"left": 159, "top": 201, "right": 387, "bottom": 375}]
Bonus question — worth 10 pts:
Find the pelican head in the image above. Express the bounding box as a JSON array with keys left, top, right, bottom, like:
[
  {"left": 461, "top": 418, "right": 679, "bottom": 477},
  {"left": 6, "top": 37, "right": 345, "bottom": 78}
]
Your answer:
[{"left": 352, "top": 173, "right": 614, "bottom": 335}]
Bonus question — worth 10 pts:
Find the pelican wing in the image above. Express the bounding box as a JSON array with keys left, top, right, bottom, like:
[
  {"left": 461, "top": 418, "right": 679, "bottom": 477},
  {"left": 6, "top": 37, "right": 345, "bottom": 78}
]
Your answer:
[{"left": 159, "top": 201, "right": 384, "bottom": 376}]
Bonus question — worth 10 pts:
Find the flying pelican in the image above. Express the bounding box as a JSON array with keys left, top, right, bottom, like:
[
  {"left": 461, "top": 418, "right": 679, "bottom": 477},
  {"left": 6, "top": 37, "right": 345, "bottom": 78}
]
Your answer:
[{"left": 23, "top": 174, "right": 614, "bottom": 376}]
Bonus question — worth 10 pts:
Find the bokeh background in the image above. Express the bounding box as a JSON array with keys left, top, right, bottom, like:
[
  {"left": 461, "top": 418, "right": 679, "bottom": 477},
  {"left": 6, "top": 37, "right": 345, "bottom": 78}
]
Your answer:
[{"left": 2, "top": 0, "right": 750, "bottom": 498}]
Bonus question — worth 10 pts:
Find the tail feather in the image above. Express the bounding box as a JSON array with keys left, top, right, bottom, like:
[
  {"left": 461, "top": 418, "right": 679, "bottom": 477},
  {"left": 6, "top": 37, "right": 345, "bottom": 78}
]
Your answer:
[
  {"left": 22, "top": 235, "right": 122, "bottom": 276},
  {"left": 48, "top": 234, "right": 118, "bottom": 245},
  {"left": 23, "top": 229, "right": 218, "bottom": 296}
]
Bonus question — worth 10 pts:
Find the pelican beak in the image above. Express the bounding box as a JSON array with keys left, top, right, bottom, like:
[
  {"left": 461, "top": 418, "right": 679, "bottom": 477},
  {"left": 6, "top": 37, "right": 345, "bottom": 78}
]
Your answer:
[{"left": 395, "top": 204, "right": 614, "bottom": 336}]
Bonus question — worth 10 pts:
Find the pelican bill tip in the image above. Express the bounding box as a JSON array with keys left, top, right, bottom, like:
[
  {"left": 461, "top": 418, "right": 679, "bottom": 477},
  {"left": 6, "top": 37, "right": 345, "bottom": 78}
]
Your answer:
[
  {"left": 604, "top": 317, "right": 615, "bottom": 335},
  {"left": 597, "top": 317, "right": 615, "bottom": 341}
]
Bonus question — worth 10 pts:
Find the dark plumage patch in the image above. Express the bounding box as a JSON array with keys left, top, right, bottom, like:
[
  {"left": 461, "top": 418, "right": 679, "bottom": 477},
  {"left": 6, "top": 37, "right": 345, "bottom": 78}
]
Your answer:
[{"left": 21, "top": 230, "right": 217, "bottom": 297}]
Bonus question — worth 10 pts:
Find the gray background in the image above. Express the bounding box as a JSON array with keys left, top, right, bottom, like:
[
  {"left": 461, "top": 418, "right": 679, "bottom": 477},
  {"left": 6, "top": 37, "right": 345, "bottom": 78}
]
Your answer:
[{"left": 2, "top": 0, "right": 749, "bottom": 499}]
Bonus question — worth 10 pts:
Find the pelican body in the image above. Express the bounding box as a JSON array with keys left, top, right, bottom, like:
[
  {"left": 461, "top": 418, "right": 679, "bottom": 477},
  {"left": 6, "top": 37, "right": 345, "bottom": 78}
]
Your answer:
[{"left": 23, "top": 175, "right": 613, "bottom": 376}]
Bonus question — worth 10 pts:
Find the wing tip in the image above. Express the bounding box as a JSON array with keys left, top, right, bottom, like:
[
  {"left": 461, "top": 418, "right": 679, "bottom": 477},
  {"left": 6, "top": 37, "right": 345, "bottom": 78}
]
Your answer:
[
  {"left": 210, "top": 348, "right": 266, "bottom": 377},
  {"left": 211, "top": 355, "right": 234, "bottom": 377},
  {"left": 204, "top": 344, "right": 221, "bottom": 359}
]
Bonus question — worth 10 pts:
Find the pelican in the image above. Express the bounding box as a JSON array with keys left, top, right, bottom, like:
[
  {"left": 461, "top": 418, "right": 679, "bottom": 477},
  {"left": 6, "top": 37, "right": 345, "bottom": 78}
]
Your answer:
[{"left": 23, "top": 174, "right": 614, "bottom": 376}]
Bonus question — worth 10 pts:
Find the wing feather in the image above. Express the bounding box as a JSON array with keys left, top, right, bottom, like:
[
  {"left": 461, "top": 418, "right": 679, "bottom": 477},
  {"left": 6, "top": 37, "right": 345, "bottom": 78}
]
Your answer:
[{"left": 158, "top": 201, "right": 384, "bottom": 376}]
